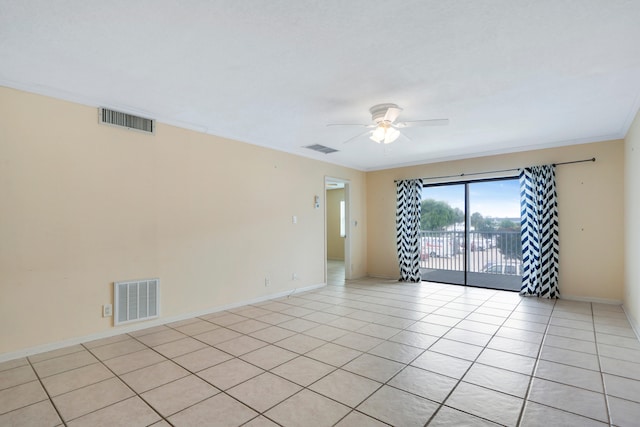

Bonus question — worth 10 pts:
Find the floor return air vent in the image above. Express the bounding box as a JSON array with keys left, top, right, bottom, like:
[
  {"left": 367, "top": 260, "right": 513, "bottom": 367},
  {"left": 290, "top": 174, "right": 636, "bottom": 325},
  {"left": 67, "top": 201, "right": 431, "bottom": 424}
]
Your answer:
[
  {"left": 99, "top": 107, "right": 155, "bottom": 134},
  {"left": 113, "top": 278, "right": 159, "bottom": 325}
]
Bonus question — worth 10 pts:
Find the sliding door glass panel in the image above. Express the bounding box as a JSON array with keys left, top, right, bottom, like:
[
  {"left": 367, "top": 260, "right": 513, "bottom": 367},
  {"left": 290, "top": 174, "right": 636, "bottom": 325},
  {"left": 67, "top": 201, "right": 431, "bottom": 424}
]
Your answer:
[
  {"left": 420, "top": 185, "right": 466, "bottom": 285},
  {"left": 467, "top": 180, "right": 521, "bottom": 291},
  {"left": 419, "top": 178, "right": 521, "bottom": 291}
]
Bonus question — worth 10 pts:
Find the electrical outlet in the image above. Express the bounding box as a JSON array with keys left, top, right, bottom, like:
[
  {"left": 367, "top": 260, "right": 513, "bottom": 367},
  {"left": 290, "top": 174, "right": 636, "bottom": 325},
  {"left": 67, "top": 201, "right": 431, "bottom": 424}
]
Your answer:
[
  {"left": 103, "top": 304, "right": 113, "bottom": 317},
  {"left": 292, "top": 273, "right": 298, "bottom": 280},
  {"left": 265, "top": 277, "right": 270, "bottom": 287}
]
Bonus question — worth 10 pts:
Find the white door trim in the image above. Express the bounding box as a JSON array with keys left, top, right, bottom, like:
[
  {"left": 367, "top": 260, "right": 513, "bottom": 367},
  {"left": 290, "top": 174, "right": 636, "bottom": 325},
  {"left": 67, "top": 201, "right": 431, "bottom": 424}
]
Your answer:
[{"left": 325, "top": 176, "right": 351, "bottom": 281}]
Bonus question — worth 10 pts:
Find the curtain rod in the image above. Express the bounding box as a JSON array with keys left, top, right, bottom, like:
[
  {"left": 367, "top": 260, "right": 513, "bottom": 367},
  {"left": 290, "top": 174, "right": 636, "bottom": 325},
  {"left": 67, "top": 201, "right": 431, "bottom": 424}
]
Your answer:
[{"left": 397, "top": 157, "right": 596, "bottom": 182}]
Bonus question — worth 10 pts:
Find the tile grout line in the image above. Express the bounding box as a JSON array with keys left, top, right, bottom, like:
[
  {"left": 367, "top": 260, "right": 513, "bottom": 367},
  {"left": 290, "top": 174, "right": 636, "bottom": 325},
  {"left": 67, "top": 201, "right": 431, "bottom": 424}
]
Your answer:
[
  {"left": 256, "top": 285, "right": 446, "bottom": 426},
  {"left": 25, "top": 356, "right": 68, "bottom": 427},
  {"left": 154, "top": 305, "right": 355, "bottom": 424},
  {"left": 165, "top": 288, "right": 620, "bottom": 424},
  {"left": 514, "top": 297, "right": 556, "bottom": 427},
  {"left": 81, "top": 326, "right": 270, "bottom": 424},
  {"left": 151, "top": 283, "right": 465, "bottom": 425},
  {"left": 170, "top": 284, "right": 507, "bottom": 425},
  {"left": 592, "top": 303, "right": 614, "bottom": 426},
  {"left": 79, "top": 341, "right": 172, "bottom": 426},
  {"left": 514, "top": 301, "right": 616, "bottom": 425},
  {"left": 342, "top": 278, "right": 551, "bottom": 425},
  {"left": 121, "top": 324, "right": 307, "bottom": 424},
  {"left": 423, "top": 287, "right": 526, "bottom": 426},
  {"left": 91, "top": 323, "right": 294, "bottom": 425}
]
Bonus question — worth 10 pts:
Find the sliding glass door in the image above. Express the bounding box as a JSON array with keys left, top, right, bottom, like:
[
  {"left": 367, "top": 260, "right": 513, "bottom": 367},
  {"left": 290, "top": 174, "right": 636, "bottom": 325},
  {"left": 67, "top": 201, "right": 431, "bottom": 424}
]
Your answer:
[
  {"left": 466, "top": 180, "right": 521, "bottom": 290},
  {"left": 420, "top": 184, "right": 466, "bottom": 285},
  {"left": 419, "top": 178, "right": 522, "bottom": 291}
]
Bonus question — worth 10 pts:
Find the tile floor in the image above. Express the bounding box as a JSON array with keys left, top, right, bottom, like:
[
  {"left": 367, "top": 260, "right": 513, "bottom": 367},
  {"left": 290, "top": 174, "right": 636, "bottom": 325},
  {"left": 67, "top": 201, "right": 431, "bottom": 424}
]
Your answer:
[{"left": 1, "top": 262, "right": 640, "bottom": 426}]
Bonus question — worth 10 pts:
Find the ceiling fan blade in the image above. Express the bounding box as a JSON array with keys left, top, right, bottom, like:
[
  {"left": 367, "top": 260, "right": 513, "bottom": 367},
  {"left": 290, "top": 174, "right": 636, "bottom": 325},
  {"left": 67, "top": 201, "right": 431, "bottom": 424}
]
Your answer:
[
  {"left": 383, "top": 107, "right": 403, "bottom": 123},
  {"left": 341, "top": 129, "right": 371, "bottom": 144},
  {"left": 399, "top": 131, "right": 412, "bottom": 142},
  {"left": 396, "top": 119, "right": 449, "bottom": 128},
  {"left": 326, "top": 123, "right": 375, "bottom": 128}
]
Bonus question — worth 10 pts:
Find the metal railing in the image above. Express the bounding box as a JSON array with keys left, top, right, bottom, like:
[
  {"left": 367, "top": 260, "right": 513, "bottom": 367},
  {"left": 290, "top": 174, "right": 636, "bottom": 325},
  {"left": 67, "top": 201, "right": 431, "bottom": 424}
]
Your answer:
[{"left": 419, "top": 230, "right": 522, "bottom": 275}]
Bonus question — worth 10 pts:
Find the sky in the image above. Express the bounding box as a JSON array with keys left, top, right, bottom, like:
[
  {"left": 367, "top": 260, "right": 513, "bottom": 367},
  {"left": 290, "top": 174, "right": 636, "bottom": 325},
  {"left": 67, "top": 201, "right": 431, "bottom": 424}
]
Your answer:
[{"left": 423, "top": 179, "right": 520, "bottom": 218}]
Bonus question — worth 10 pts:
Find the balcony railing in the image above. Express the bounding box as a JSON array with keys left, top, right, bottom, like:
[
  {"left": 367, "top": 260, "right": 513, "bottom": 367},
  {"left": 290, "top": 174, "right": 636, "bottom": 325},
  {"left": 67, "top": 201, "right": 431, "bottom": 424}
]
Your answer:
[{"left": 419, "top": 230, "right": 522, "bottom": 275}]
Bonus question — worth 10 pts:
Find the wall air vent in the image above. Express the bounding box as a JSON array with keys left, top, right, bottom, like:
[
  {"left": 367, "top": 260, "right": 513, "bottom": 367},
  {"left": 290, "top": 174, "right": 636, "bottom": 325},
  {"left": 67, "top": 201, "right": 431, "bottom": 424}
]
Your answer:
[
  {"left": 305, "top": 144, "right": 339, "bottom": 154},
  {"left": 99, "top": 107, "right": 155, "bottom": 134},
  {"left": 113, "top": 278, "right": 159, "bottom": 325}
]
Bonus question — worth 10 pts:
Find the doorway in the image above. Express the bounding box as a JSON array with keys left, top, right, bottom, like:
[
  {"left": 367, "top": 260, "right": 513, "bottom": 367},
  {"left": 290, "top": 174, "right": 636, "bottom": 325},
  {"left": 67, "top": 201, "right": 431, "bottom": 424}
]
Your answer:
[{"left": 325, "top": 177, "right": 350, "bottom": 285}]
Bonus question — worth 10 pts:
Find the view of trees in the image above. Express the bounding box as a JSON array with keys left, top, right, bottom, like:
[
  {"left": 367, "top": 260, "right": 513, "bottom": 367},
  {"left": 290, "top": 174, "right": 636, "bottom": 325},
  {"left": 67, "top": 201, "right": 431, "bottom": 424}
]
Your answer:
[
  {"left": 470, "top": 212, "right": 494, "bottom": 235},
  {"left": 420, "top": 199, "right": 463, "bottom": 230},
  {"left": 421, "top": 199, "right": 521, "bottom": 260},
  {"left": 495, "top": 218, "right": 521, "bottom": 260}
]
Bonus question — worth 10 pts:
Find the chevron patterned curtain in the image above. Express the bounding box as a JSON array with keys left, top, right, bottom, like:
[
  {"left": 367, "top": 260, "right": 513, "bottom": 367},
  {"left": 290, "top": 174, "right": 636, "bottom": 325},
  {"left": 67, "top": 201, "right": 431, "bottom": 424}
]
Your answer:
[
  {"left": 396, "top": 179, "right": 423, "bottom": 282},
  {"left": 519, "top": 165, "right": 559, "bottom": 298}
]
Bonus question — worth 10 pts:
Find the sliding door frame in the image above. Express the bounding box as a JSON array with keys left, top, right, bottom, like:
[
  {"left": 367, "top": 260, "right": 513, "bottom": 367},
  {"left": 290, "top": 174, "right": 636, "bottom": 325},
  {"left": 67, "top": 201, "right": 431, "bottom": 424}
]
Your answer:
[{"left": 423, "top": 175, "right": 519, "bottom": 289}]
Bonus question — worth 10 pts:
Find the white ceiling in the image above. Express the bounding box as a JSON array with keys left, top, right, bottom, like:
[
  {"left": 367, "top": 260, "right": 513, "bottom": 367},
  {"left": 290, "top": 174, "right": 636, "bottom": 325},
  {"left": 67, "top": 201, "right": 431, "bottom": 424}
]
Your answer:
[{"left": 2, "top": 1, "right": 640, "bottom": 171}]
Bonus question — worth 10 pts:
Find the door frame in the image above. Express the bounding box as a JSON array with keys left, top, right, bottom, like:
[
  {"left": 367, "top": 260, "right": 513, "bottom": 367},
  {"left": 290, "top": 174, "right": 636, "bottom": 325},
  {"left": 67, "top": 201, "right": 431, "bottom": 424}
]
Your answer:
[{"left": 324, "top": 176, "right": 351, "bottom": 282}]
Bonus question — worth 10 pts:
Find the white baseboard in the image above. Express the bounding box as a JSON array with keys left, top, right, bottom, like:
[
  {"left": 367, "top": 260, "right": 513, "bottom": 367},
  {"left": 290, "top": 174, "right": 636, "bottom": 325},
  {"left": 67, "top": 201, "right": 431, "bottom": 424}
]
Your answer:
[
  {"left": 559, "top": 295, "right": 623, "bottom": 305},
  {"left": 367, "top": 274, "right": 400, "bottom": 281},
  {"left": 0, "top": 283, "right": 326, "bottom": 364},
  {"left": 622, "top": 305, "right": 640, "bottom": 342}
]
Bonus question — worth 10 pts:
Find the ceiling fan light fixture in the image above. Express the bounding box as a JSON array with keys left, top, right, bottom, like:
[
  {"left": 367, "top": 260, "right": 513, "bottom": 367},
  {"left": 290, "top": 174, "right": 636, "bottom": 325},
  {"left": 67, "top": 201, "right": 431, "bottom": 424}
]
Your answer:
[
  {"left": 370, "top": 123, "right": 400, "bottom": 144},
  {"left": 369, "top": 125, "right": 385, "bottom": 143},
  {"left": 329, "top": 103, "right": 448, "bottom": 145},
  {"left": 384, "top": 127, "right": 400, "bottom": 144}
]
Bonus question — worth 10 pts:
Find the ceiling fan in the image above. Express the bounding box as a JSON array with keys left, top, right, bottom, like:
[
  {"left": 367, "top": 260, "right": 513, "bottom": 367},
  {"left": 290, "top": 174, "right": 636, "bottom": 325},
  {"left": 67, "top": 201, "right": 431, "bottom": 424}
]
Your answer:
[{"left": 327, "top": 103, "right": 449, "bottom": 144}]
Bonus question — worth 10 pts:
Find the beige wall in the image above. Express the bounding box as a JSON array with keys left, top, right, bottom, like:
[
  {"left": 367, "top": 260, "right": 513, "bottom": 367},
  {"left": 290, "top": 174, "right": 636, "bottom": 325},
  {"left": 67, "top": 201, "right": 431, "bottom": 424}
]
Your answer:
[
  {"left": 624, "top": 109, "right": 640, "bottom": 330},
  {"left": 367, "top": 140, "right": 625, "bottom": 301},
  {"left": 0, "top": 87, "right": 367, "bottom": 356},
  {"left": 1, "top": 84, "right": 633, "bottom": 357},
  {"left": 326, "top": 188, "right": 345, "bottom": 260}
]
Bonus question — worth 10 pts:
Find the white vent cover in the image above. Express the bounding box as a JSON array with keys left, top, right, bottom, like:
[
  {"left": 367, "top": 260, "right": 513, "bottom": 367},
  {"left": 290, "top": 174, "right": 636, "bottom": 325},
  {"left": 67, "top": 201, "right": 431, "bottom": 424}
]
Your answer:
[
  {"left": 114, "top": 278, "right": 159, "bottom": 325},
  {"left": 99, "top": 107, "right": 155, "bottom": 134}
]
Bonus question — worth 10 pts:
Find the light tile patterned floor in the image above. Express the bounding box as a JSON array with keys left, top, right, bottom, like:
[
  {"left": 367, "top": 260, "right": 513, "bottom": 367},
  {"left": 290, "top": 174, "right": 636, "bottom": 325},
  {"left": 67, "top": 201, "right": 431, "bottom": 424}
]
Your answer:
[{"left": 1, "top": 263, "right": 640, "bottom": 426}]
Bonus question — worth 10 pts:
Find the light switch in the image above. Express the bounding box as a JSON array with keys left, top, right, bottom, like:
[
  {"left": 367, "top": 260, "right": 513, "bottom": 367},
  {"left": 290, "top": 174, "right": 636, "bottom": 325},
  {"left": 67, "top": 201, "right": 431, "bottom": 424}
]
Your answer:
[{"left": 103, "top": 304, "right": 113, "bottom": 317}]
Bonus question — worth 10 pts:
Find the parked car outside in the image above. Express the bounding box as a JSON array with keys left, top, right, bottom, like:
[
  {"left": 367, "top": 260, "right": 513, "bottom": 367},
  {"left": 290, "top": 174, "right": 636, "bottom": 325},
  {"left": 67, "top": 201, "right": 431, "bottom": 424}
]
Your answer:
[
  {"left": 422, "top": 238, "right": 462, "bottom": 258},
  {"left": 482, "top": 263, "right": 522, "bottom": 275}
]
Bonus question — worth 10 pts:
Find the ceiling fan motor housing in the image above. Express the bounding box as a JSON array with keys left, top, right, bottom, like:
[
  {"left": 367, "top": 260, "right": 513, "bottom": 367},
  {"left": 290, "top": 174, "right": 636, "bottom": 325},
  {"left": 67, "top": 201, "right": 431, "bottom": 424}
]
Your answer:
[{"left": 369, "top": 103, "right": 401, "bottom": 123}]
